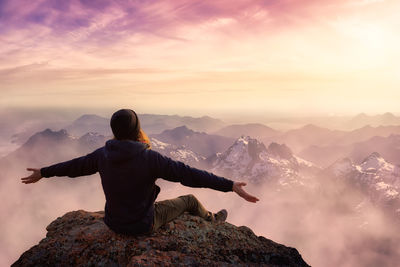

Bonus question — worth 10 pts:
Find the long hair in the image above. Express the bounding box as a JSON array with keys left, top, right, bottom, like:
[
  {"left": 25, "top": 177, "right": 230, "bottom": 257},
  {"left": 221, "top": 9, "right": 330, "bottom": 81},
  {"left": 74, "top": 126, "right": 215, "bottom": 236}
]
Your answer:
[{"left": 137, "top": 129, "right": 152, "bottom": 149}]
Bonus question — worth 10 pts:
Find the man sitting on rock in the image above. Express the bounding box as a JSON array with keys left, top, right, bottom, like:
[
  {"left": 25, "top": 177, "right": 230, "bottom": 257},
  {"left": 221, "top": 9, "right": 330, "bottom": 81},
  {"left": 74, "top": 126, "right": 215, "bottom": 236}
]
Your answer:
[{"left": 21, "top": 109, "right": 259, "bottom": 235}]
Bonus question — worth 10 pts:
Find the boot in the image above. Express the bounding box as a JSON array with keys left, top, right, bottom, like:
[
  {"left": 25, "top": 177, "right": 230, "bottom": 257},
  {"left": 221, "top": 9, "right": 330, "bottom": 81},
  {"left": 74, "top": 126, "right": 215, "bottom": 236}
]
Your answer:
[{"left": 214, "top": 209, "right": 228, "bottom": 222}]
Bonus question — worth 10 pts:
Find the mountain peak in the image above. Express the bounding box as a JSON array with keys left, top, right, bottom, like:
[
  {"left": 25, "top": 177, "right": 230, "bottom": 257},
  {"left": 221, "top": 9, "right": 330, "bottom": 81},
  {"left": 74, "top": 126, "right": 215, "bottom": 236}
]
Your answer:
[
  {"left": 361, "top": 152, "right": 383, "bottom": 164},
  {"left": 209, "top": 136, "right": 316, "bottom": 184},
  {"left": 234, "top": 135, "right": 268, "bottom": 158},
  {"left": 161, "top": 125, "right": 195, "bottom": 137},
  {"left": 382, "top": 112, "right": 395, "bottom": 119},
  {"left": 24, "top": 129, "right": 72, "bottom": 147},
  {"left": 360, "top": 152, "right": 393, "bottom": 173},
  {"left": 174, "top": 125, "right": 192, "bottom": 131},
  {"left": 74, "top": 114, "right": 108, "bottom": 123},
  {"left": 13, "top": 210, "right": 309, "bottom": 266},
  {"left": 235, "top": 135, "right": 264, "bottom": 145},
  {"left": 236, "top": 135, "right": 253, "bottom": 144}
]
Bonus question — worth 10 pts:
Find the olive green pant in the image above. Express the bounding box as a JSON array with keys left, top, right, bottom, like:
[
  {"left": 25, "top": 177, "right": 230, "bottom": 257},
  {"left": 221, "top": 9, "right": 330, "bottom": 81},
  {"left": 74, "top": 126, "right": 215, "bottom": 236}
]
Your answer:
[{"left": 152, "top": 194, "right": 211, "bottom": 231}]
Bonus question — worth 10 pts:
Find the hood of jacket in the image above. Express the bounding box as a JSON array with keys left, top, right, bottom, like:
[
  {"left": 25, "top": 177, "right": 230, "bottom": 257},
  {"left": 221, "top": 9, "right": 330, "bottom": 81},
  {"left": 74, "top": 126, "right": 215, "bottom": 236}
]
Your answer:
[{"left": 105, "top": 139, "right": 149, "bottom": 163}]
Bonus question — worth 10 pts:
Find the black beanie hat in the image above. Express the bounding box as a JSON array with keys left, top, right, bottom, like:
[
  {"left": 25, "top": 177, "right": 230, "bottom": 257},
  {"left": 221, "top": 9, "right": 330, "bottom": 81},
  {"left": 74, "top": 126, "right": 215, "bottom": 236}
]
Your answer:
[{"left": 110, "top": 109, "right": 141, "bottom": 140}]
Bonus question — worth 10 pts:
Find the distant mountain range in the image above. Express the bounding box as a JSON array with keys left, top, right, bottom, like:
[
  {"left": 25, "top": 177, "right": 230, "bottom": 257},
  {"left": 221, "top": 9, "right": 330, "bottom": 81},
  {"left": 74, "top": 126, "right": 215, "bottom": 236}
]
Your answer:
[
  {"left": 1, "top": 127, "right": 223, "bottom": 171},
  {"left": 266, "top": 124, "right": 400, "bottom": 153},
  {"left": 299, "top": 134, "right": 400, "bottom": 167},
  {"left": 264, "top": 112, "right": 400, "bottom": 131},
  {"left": 211, "top": 123, "right": 280, "bottom": 139},
  {"left": 3, "top": 124, "right": 400, "bottom": 224},
  {"left": 6, "top": 112, "right": 400, "bottom": 156},
  {"left": 270, "top": 124, "right": 345, "bottom": 153},
  {"left": 345, "top": 112, "right": 400, "bottom": 129},
  {"left": 150, "top": 126, "right": 234, "bottom": 157},
  {"left": 149, "top": 121, "right": 400, "bottom": 166},
  {"left": 2, "top": 127, "right": 319, "bottom": 189},
  {"left": 6, "top": 120, "right": 400, "bottom": 173},
  {"left": 8, "top": 113, "right": 228, "bottom": 146},
  {"left": 139, "top": 114, "right": 226, "bottom": 134},
  {"left": 65, "top": 113, "right": 227, "bottom": 137}
]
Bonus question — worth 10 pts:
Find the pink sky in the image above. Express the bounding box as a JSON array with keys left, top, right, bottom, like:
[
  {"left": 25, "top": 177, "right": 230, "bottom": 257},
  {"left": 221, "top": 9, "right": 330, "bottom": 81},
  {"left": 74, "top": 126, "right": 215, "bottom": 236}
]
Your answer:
[{"left": 1, "top": 0, "right": 399, "bottom": 117}]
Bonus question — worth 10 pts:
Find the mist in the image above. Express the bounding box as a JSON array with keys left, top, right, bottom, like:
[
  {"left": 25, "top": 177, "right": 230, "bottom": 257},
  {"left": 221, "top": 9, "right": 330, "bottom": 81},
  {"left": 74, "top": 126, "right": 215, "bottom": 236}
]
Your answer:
[
  {"left": 1, "top": 112, "right": 400, "bottom": 267},
  {"left": 156, "top": 177, "right": 400, "bottom": 266}
]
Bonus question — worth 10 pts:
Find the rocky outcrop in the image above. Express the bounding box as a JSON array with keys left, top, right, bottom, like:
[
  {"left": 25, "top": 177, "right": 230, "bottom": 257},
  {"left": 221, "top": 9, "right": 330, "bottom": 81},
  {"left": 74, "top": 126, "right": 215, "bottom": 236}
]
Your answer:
[{"left": 13, "top": 210, "right": 309, "bottom": 266}]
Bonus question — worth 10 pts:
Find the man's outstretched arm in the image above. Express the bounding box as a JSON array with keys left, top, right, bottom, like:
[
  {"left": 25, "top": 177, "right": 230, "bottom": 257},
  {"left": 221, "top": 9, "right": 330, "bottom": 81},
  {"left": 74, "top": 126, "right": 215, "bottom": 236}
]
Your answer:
[
  {"left": 21, "top": 149, "right": 100, "bottom": 184},
  {"left": 149, "top": 150, "right": 259, "bottom": 203}
]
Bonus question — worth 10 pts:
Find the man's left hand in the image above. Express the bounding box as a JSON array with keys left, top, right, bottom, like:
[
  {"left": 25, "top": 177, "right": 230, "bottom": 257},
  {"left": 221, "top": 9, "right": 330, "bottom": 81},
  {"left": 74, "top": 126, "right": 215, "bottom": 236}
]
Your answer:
[{"left": 21, "top": 168, "right": 43, "bottom": 184}]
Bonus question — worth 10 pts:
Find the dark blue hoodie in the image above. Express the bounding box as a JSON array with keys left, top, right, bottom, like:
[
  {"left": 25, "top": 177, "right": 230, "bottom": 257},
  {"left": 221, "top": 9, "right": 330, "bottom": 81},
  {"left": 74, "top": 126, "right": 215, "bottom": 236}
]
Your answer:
[{"left": 40, "top": 139, "right": 234, "bottom": 235}]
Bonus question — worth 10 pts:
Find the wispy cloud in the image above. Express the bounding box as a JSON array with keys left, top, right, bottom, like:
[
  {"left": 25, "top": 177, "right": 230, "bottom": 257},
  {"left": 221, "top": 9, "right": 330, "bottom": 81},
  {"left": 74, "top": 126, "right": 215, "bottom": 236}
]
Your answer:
[
  {"left": 0, "top": 0, "right": 399, "bottom": 115},
  {"left": 0, "top": 0, "right": 354, "bottom": 44}
]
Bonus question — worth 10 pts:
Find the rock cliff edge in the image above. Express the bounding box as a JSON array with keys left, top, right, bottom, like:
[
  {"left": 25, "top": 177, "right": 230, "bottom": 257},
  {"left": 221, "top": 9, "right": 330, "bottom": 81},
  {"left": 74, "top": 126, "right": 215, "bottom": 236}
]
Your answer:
[{"left": 13, "top": 210, "right": 309, "bottom": 266}]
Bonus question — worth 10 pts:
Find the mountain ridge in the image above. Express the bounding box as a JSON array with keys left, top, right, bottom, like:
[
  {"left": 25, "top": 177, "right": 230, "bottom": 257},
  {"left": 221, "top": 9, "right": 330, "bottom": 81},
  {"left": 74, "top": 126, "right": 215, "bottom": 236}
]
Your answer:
[
  {"left": 150, "top": 126, "right": 234, "bottom": 157},
  {"left": 325, "top": 152, "right": 400, "bottom": 220},
  {"left": 212, "top": 123, "right": 280, "bottom": 139},
  {"left": 208, "top": 135, "right": 318, "bottom": 185}
]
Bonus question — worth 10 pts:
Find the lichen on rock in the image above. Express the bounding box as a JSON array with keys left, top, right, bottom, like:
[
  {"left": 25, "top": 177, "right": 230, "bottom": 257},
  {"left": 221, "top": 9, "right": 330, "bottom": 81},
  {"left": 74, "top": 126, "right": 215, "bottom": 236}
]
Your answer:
[{"left": 13, "top": 210, "right": 309, "bottom": 266}]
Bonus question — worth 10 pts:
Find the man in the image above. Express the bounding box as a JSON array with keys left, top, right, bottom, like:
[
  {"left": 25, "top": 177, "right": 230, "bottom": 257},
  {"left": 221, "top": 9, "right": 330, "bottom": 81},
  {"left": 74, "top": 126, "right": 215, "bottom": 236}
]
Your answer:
[{"left": 21, "top": 109, "right": 259, "bottom": 235}]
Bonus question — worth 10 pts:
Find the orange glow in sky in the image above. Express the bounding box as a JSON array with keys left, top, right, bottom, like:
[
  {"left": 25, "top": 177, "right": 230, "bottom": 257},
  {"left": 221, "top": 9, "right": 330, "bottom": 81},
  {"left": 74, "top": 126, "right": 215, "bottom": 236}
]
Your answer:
[{"left": 0, "top": 0, "right": 399, "bottom": 117}]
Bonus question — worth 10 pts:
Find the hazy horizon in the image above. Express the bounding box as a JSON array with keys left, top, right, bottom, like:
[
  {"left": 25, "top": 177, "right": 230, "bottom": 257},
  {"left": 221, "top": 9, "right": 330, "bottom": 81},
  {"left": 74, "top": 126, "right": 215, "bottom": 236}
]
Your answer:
[{"left": 2, "top": 105, "right": 400, "bottom": 125}]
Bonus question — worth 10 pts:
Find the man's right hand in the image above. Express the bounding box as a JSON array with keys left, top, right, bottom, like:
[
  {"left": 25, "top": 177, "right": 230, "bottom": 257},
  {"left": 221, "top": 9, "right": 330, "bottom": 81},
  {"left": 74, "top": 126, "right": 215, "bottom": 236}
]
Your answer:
[{"left": 233, "top": 182, "right": 259, "bottom": 203}]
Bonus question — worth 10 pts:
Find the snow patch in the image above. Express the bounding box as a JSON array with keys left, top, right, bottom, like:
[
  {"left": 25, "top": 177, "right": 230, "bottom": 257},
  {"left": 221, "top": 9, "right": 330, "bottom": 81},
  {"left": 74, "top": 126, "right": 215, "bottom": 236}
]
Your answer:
[
  {"left": 361, "top": 154, "right": 394, "bottom": 173},
  {"left": 150, "top": 138, "right": 170, "bottom": 150}
]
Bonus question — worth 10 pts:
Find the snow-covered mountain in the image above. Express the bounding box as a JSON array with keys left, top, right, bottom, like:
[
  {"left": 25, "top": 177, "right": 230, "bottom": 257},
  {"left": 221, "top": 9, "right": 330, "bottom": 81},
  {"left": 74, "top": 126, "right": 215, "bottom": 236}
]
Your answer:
[
  {"left": 326, "top": 152, "right": 400, "bottom": 219},
  {"left": 150, "top": 138, "right": 205, "bottom": 168},
  {"left": 207, "top": 135, "right": 319, "bottom": 186},
  {"left": 2, "top": 127, "right": 206, "bottom": 169}
]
